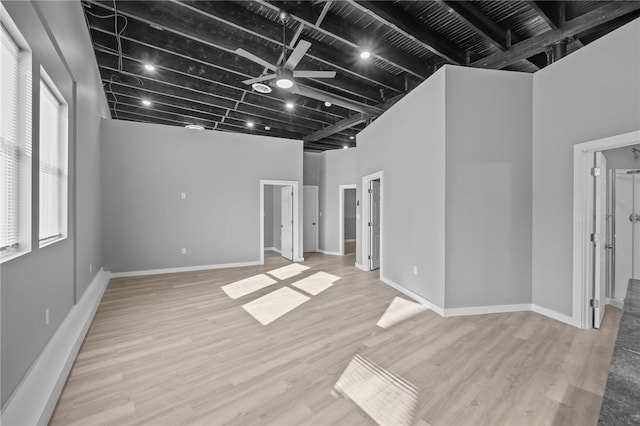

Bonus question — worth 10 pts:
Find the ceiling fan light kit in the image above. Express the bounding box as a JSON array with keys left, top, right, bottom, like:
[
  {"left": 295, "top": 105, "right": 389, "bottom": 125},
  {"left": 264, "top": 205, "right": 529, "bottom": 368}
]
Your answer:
[{"left": 275, "top": 68, "right": 294, "bottom": 89}]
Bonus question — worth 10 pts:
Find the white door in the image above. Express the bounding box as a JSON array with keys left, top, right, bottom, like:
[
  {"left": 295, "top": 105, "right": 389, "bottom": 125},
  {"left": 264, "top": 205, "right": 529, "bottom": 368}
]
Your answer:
[
  {"left": 593, "top": 152, "right": 607, "bottom": 328},
  {"left": 281, "top": 186, "right": 294, "bottom": 261},
  {"left": 303, "top": 186, "right": 318, "bottom": 253},
  {"left": 369, "top": 180, "right": 381, "bottom": 270}
]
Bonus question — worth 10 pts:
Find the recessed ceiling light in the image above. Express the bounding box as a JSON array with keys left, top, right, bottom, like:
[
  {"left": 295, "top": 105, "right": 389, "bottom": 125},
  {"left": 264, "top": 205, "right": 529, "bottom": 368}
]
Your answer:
[
  {"left": 349, "top": 136, "right": 355, "bottom": 140},
  {"left": 265, "top": 126, "right": 271, "bottom": 130},
  {"left": 142, "top": 99, "right": 152, "bottom": 106},
  {"left": 360, "top": 51, "right": 371, "bottom": 60},
  {"left": 343, "top": 145, "right": 349, "bottom": 149},
  {"left": 185, "top": 124, "right": 205, "bottom": 130},
  {"left": 247, "top": 121, "right": 254, "bottom": 128},
  {"left": 144, "top": 63, "right": 156, "bottom": 71},
  {"left": 324, "top": 101, "right": 332, "bottom": 107},
  {"left": 252, "top": 82, "right": 272, "bottom": 93},
  {"left": 285, "top": 102, "right": 294, "bottom": 110}
]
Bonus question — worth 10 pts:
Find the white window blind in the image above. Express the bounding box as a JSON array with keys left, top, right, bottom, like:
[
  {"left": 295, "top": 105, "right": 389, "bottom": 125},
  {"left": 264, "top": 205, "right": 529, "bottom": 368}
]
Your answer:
[
  {"left": 1, "top": 25, "right": 20, "bottom": 252},
  {"left": 39, "top": 78, "right": 65, "bottom": 243}
]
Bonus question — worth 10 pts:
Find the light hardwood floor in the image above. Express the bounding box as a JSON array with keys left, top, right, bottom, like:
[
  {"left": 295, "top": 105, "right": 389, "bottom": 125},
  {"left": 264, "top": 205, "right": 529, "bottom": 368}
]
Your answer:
[{"left": 50, "top": 250, "right": 621, "bottom": 425}]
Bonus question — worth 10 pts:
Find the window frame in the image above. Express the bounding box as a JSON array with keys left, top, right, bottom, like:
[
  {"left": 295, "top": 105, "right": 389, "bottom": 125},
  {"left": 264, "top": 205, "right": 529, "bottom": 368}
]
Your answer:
[
  {"left": 38, "top": 67, "right": 68, "bottom": 248},
  {"left": 0, "top": 7, "right": 32, "bottom": 264}
]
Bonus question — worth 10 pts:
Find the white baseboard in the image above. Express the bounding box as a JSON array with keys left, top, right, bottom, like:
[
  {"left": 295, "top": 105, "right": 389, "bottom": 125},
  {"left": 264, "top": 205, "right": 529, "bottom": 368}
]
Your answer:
[
  {"left": 317, "top": 249, "right": 342, "bottom": 256},
  {"left": 344, "top": 239, "right": 356, "bottom": 242},
  {"left": 111, "top": 261, "right": 262, "bottom": 278},
  {"left": 606, "top": 297, "right": 624, "bottom": 309},
  {"left": 379, "top": 275, "right": 445, "bottom": 316},
  {"left": 531, "top": 304, "right": 578, "bottom": 327},
  {"left": 264, "top": 247, "right": 281, "bottom": 254},
  {"left": 444, "top": 304, "right": 531, "bottom": 317},
  {"left": 354, "top": 262, "right": 367, "bottom": 271},
  {"left": 0, "top": 268, "right": 110, "bottom": 426}
]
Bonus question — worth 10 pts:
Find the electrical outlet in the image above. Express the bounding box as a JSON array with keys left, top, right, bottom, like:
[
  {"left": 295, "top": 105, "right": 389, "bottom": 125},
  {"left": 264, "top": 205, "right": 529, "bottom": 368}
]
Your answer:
[
  {"left": 181, "top": 248, "right": 187, "bottom": 255},
  {"left": 45, "top": 309, "right": 50, "bottom": 326},
  {"left": 89, "top": 263, "right": 93, "bottom": 273},
  {"left": 181, "top": 192, "right": 187, "bottom": 199},
  {"left": 413, "top": 266, "right": 418, "bottom": 275}
]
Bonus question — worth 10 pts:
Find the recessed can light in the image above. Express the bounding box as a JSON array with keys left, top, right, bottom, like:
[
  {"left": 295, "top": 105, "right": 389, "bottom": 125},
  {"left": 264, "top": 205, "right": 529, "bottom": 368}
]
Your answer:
[
  {"left": 324, "top": 101, "right": 332, "bottom": 107},
  {"left": 360, "top": 51, "right": 371, "bottom": 59},
  {"left": 185, "top": 124, "right": 205, "bottom": 130},
  {"left": 285, "top": 102, "right": 294, "bottom": 110},
  {"left": 247, "top": 121, "right": 255, "bottom": 128},
  {"left": 144, "top": 63, "right": 156, "bottom": 71},
  {"left": 349, "top": 136, "right": 355, "bottom": 140},
  {"left": 265, "top": 126, "right": 271, "bottom": 130},
  {"left": 252, "top": 82, "right": 272, "bottom": 93},
  {"left": 343, "top": 145, "right": 349, "bottom": 149},
  {"left": 142, "top": 99, "right": 152, "bottom": 106}
]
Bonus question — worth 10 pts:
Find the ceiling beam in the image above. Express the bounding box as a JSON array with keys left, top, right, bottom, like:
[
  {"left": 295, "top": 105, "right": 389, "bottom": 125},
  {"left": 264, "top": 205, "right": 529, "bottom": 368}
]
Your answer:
[
  {"left": 304, "top": 93, "right": 404, "bottom": 142},
  {"left": 90, "top": 0, "right": 405, "bottom": 94},
  {"left": 471, "top": 1, "right": 640, "bottom": 69},
  {"left": 91, "top": 20, "right": 384, "bottom": 118},
  {"left": 92, "top": 43, "right": 346, "bottom": 126},
  {"left": 348, "top": 0, "right": 466, "bottom": 64},
  {"left": 436, "top": 0, "right": 542, "bottom": 70},
  {"left": 255, "top": 0, "right": 429, "bottom": 79},
  {"left": 527, "top": 1, "right": 584, "bottom": 48}
]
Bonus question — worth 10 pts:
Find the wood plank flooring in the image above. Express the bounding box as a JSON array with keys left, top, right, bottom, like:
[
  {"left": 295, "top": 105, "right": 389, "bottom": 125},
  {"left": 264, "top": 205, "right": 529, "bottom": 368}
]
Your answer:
[{"left": 50, "top": 251, "right": 621, "bottom": 425}]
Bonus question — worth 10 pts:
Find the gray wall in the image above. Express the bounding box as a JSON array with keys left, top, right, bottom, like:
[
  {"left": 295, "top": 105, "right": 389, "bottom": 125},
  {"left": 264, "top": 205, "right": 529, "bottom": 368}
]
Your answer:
[
  {"left": 344, "top": 188, "right": 356, "bottom": 240},
  {"left": 318, "top": 148, "right": 357, "bottom": 253},
  {"left": 444, "top": 66, "right": 533, "bottom": 309},
  {"left": 264, "top": 186, "right": 274, "bottom": 248},
  {"left": 357, "top": 68, "right": 446, "bottom": 307},
  {"left": 1, "top": 0, "right": 108, "bottom": 406},
  {"left": 303, "top": 152, "right": 321, "bottom": 185},
  {"left": 532, "top": 18, "right": 640, "bottom": 316},
  {"left": 272, "top": 186, "right": 282, "bottom": 251},
  {"left": 603, "top": 145, "right": 640, "bottom": 170},
  {"left": 263, "top": 185, "right": 283, "bottom": 251},
  {"left": 101, "top": 119, "right": 303, "bottom": 272}
]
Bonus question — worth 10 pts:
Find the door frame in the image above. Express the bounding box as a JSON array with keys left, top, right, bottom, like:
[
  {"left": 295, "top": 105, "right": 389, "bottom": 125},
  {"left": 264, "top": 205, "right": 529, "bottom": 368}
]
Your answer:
[
  {"left": 338, "top": 184, "right": 357, "bottom": 256},
  {"left": 303, "top": 185, "right": 319, "bottom": 253},
  {"left": 361, "top": 171, "right": 384, "bottom": 272},
  {"left": 260, "top": 179, "right": 300, "bottom": 265},
  {"left": 573, "top": 130, "right": 640, "bottom": 328}
]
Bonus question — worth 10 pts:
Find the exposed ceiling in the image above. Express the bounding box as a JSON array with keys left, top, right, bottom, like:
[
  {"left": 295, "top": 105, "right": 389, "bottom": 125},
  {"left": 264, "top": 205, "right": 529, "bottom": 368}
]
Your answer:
[{"left": 81, "top": 1, "right": 640, "bottom": 151}]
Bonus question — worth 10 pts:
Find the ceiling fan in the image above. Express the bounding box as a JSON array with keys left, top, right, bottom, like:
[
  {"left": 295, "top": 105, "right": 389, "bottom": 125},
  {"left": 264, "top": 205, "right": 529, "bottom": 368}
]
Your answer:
[{"left": 234, "top": 12, "right": 336, "bottom": 92}]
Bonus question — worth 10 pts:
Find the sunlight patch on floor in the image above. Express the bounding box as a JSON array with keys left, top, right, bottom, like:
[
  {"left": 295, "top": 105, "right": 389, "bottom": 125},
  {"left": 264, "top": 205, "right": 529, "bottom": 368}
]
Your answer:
[
  {"left": 376, "top": 297, "right": 429, "bottom": 329},
  {"left": 291, "top": 271, "right": 340, "bottom": 295},
  {"left": 267, "top": 263, "right": 310, "bottom": 280},
  {"left": 221, "top": 274, "right": 277, "bottom": 299},
  {"left": 241, "top": 287, "right": 310, "bottom": 325},
  {"left": 334, "top": 354, "right": 418, "bottom": 426}
]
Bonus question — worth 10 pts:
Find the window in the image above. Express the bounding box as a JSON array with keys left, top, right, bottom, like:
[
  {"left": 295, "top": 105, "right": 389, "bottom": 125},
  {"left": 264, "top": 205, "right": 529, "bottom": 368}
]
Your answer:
[
  {"left": 1, "top": 18, "right": 31, "bottom": 261},
  {"left": 39, "top": 72, "right": 67, "bottom": 246}
]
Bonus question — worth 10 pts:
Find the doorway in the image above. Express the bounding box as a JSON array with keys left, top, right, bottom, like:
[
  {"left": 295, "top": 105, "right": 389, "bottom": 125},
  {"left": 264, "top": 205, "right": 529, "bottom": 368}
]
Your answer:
[
  {"left": 259, "top": 180, "right": 300, "bottom": 265},
  {"left": 612, "top": 168, "right": 640, "bottom": 304},
  {"left": 362, "top": 171, "right": 383, "bottom": 272},
  {"left": 303, "top": 185, "right": 318, "bottom": 253},
  {"left": 572, "top": 131, "right": 640, "bottom": 328},
  {"left": 338, "top": 184, "right": 357, "bottom": 255}
]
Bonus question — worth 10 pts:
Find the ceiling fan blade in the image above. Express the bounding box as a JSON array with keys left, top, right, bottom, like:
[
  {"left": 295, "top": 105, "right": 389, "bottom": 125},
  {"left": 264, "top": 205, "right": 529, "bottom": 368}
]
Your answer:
[
  {"left": 235, "top": 48, "right": 277, "bottom": 71},
  {"left": 284, "top": 40, "right": 311, "bottom": 70},
  {"left": 242, "top": 74, "right": 276, "bottom": 85},
  {"left": 293, "top": 70, "right": 336, "bottom": 79},
  {"left": 292, "top": 84, "right": 384, "bottom": 115}
]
